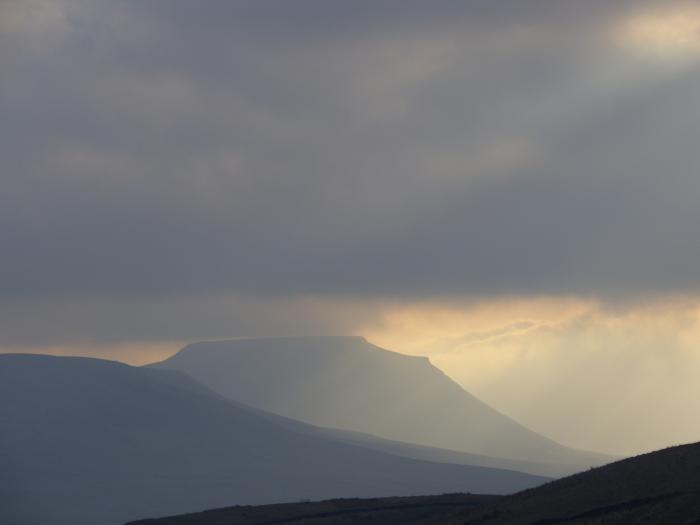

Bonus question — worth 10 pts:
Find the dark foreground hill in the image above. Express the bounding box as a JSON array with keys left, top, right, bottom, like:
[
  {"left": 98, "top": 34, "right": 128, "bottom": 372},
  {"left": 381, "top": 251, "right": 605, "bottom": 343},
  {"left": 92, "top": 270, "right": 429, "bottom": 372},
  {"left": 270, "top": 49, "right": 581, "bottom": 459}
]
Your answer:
[
  {"left": 441, "top": 441, "right": 700, "bottom": 525},
  {"left": 0, "top": 354, "right": 547, "bottom": 525},
  {"left": 125, "top": 493, "right": 498, "bottom": 525},
  {"left": 153, "top": 336, "right": 610, "bottom": 476},
  {"left": 125, "top": 442, "right": 700, "bottom": 525}
]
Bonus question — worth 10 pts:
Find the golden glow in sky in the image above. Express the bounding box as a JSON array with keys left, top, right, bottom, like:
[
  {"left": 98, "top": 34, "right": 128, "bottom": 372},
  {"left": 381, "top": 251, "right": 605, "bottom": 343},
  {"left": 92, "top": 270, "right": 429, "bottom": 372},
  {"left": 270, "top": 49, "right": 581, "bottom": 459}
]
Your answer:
[
  {"left": 361, "top": 296, "right": 700, "bottom": 456},
  {"left": 617, "top": 4, "right": 700, "bottom": 61}
]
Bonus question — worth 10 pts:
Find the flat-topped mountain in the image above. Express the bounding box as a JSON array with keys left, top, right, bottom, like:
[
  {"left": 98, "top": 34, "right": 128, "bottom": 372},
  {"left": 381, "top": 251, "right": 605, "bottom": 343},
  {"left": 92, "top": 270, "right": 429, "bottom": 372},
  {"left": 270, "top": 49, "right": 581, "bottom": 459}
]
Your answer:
[
  {"left": 153, "top": 336, "right": 610, "bottom": 475},
  {"left": 443, "top": 441, "right": 700, "bottom": 524},
  {"left": 0, "top": 354, "right": 547, "bottom": 525}
]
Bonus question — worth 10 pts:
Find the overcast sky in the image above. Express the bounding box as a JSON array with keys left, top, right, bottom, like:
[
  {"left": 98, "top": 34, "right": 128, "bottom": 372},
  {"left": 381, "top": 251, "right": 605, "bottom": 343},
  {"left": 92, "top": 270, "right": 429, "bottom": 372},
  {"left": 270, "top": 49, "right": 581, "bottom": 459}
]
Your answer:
[{"left": 2, "top": 0, "right": 700, "bottom": 454}]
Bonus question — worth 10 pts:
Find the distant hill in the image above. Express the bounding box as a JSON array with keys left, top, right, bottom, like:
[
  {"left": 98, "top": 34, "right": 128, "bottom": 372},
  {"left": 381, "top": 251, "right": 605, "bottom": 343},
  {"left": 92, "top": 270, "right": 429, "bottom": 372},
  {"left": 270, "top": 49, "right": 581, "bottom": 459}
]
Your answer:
[
  {"left": 153, "top": 336, "right": 610, "bottom": 475},
  {"left": 442, "top": 441, "right": 700, "bottom": 524},
  {"left": 0, "top": 354, "right": 547, "bottom": 525}
]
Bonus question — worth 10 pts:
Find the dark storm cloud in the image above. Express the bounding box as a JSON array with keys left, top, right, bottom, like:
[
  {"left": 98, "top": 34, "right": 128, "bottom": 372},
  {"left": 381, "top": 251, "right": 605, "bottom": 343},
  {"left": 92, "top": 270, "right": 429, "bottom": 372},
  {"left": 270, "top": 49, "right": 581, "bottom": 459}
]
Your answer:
[{"left": 1, "top": 0, "right": 699, "bottom": 318}]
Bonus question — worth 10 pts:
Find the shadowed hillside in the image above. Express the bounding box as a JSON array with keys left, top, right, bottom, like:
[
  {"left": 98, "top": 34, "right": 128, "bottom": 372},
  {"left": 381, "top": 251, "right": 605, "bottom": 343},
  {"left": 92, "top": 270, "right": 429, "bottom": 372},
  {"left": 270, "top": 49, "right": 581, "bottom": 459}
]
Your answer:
[
  {"left": 441, "top": 441, "right": 700, "bottom": 524},
  {"left": 0, "top": 354, "right": 547, "bottom": 525},
  {"left": 125, "top": 494, "right": 498, "bottom": 525},
  {"left": 153, "top": 336, "right": 610, "bottom": 475},
  {"left": 123, "top": 442, "right": 700, "bottom": 525}
]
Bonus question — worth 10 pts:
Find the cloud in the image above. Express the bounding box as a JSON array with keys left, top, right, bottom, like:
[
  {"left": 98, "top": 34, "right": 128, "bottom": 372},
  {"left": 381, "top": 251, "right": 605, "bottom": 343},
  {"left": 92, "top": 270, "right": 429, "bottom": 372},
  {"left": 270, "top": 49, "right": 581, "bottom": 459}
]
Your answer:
[
  {"left": 4, "top": 1, "right": 699, "bottom": 455},
  {"left": 0, "top": 0, "right": 69, "bottom": 38},
  {"left": 2, "top": 0, "right": 700, "bottom": 348},
  {"left": 615, "top": 3, "right": 700, "bottom": 63},
  {"left": 0, "top": 293, "right": 382, "bottom": 349}
]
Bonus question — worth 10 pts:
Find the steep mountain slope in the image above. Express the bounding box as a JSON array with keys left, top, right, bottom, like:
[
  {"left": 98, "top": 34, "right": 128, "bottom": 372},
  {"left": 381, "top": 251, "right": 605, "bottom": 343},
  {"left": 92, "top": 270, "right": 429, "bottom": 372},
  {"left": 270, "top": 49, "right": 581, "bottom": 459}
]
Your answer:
[
  {"left": 441, "top": 441, "right": 700, "bottom": 524},
  {"left": 0, "top": 354, "right": 547, "bottom": 525},
  {"left": 153, "top": 337, "right": 609, "bottom": 474}
]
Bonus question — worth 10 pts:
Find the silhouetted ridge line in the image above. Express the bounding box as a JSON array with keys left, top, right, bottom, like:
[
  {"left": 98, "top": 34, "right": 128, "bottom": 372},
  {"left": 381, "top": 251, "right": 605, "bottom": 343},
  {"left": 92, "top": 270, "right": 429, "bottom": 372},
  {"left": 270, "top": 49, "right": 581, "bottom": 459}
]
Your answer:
[{"left": 448, "top": 442, "right": 700, "bottom": 525}]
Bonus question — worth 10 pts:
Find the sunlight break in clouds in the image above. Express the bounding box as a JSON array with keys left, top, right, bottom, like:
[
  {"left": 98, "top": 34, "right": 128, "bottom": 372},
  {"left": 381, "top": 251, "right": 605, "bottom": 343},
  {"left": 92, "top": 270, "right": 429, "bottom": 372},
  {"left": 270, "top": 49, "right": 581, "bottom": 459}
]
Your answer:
[
  {"left": 1, "top": 341, "right": 183, "bottom": 366},
  {"left": 616, "top": 3, "right": 700, "bottom": 62},
  {"left": 362, "top": 297, "right": 700, "bottom": 456}
]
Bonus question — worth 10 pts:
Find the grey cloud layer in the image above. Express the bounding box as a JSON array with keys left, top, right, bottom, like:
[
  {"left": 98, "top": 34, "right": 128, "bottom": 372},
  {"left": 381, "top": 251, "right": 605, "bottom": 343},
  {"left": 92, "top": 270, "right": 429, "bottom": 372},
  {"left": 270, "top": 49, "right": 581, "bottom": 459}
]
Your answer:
[{"left": 2, "top": 0, "right": 699, "bottom": 305}]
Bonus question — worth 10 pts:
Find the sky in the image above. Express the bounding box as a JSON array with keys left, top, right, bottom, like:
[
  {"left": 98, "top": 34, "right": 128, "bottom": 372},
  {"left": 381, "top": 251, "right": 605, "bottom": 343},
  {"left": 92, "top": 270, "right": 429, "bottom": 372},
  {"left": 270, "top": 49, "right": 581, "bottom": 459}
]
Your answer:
[{"left": 2, "top": 0, "right": 700, "bottom": 455}]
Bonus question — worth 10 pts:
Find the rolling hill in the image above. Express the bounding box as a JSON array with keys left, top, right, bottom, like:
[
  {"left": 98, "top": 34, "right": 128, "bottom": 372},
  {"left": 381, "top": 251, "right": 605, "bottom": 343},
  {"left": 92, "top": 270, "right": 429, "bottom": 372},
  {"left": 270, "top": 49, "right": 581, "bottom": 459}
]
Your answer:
[
  {"left": 443, "top": 441, "right": 700, "bottom": 524},
  {"left": 124, "top": 441, "right": 700, "bottom": 525},
  {"left": 0, "top": 354, "right": 547, "bottom": 525}
]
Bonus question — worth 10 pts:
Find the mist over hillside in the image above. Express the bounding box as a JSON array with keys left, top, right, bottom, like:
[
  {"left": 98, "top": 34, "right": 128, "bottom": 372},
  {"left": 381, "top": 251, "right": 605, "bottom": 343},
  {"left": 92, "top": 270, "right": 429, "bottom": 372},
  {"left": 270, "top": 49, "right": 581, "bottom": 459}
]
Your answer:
[
  {"left": 153, "top": 336, "right": 610, "bottom": 476},
  {"left": 3, "top": 2, "right": 699, "bottom": 524},
  {"left": 0, "top": 354, "right": 547, "bottom": 525}
]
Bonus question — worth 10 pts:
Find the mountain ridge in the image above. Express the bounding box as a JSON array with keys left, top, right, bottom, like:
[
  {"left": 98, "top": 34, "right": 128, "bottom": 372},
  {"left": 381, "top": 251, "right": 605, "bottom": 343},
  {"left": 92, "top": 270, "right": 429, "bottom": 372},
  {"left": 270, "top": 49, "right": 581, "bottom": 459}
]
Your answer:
[{"left": 0, "top": 353, "right": 547, "bottom": 525}]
